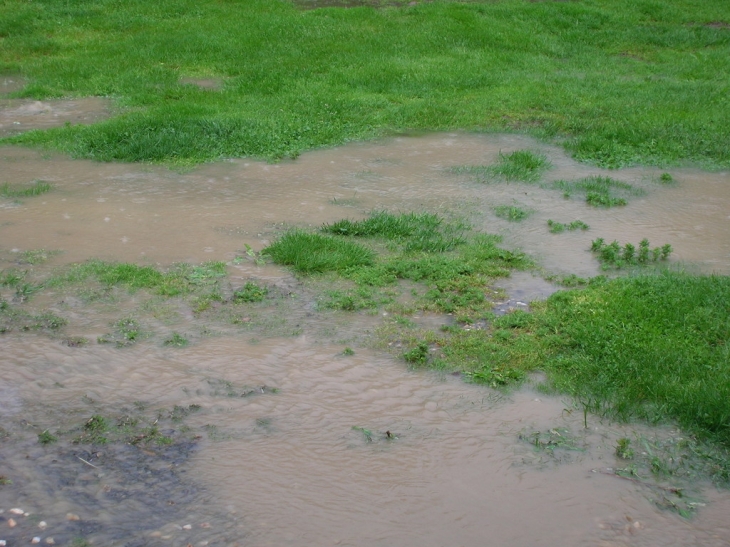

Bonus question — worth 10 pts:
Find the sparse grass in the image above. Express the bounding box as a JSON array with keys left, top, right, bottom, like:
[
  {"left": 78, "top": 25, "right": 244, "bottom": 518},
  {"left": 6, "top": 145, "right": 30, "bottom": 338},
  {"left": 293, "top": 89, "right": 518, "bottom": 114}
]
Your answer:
[
  {"left": 591, "top": 237, "right": 672, "bottom": 269},
  {"left": 98, "top": 317, "right": 143, "bottom": 347},
  {"left": 493, "top": 204, "right": 531, "bottom": 222},
  {"left": 233, "top": 281, "right": 269, "bottom": 303},
  {"left": 0, "top": 300, "right": 67, "bottom": 333},
  {"left": 552, "top": 176, "right": 643, "bottom": 207},
  {"left": 453, "top": 150, "right": 551, "bottom": 183},
  {"left": 547, "top": 219, "right": 590, "bottom": 233},
  {"left": 38, "top": 429, "right": 58, "bottom": 445},
  {"left": 0, "top": 180, "right": 52, "bottom": 199},
  {"left": 163, "top": 332, "right": 188, "bottom": 347},
  {"left": 659, "top": 172, "right": 675, "bottom": 184}
]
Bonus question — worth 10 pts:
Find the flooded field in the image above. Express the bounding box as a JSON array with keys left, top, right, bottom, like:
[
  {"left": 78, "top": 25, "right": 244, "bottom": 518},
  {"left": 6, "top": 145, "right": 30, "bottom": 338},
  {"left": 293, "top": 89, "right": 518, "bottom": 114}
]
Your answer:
[{"left": 1, "top": 133, "right": 729, "bottom": 546}]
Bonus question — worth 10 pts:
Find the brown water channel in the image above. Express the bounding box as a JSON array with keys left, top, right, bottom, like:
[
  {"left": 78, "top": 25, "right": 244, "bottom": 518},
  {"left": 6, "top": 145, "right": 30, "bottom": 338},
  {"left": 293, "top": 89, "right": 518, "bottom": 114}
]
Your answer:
[{"left": 1, "top": 134, "right": 730, "bottom": 546}]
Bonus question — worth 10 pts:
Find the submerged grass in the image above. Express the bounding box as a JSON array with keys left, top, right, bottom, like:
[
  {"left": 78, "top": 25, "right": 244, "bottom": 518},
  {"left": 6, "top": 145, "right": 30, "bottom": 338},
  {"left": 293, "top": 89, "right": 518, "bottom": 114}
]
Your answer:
[
  {"left": 552, "top": 176, "right": 644, "bottom": 207},
  {"left": 0, "top": 181, "right": 52, "bottom": 199},
  {"left": 493, "top": 204, "right": 531, "bottom": 222},
  {"left": 1, "top": 0, "right": 728, "bottom": 167},
  {"left": 452, "top": 150, "right": 551, "bottom": 183}
]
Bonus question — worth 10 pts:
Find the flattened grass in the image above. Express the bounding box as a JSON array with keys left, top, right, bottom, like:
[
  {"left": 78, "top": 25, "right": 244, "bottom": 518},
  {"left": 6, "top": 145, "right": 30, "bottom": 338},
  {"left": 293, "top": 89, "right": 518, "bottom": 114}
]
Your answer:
[{"left": 0, "top": 180, "right": 52, "bottom": 199}]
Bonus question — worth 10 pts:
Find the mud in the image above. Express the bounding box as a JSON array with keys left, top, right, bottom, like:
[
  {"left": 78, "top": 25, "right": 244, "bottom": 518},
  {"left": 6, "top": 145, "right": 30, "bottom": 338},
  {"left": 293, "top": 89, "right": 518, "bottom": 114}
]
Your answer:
[{"left": 1, "top": 133, "right": 730, "bottom": 546}]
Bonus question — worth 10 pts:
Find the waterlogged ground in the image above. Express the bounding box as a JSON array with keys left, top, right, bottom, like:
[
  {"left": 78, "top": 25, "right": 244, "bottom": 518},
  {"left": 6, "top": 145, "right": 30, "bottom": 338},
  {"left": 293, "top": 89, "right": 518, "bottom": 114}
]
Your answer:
[{"left": 1, "top": 134, "right": 730, "bottom": 546}]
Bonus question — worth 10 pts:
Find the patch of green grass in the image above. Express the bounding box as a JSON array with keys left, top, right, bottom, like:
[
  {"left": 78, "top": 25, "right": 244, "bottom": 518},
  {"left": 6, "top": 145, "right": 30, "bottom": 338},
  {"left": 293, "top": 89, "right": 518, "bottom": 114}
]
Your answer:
[
  {"left": 433, "top": 272, "right": 730, "bottom": 452},
  {"left": 552, "top": 176, "right": 643, "bottom": 207},
  {"left": 2, "top": 1, "right": 729, "bottom": 168},
  {"left": 453, "top": 150, "right": 551, "bottom": 183},
  {"left": 547, "top": 219, "right": 590, "bottom": 233},
  {"left": 322, "top": 210, "right": 466, "bottom": 253},
  {"left": 659, "top": 172, "right": 675, "bottom": 184},
  {"left": 493, "top": 204, "right": 531, "bottom": 222},
  {"left": 591, "top": 237, "right": 672, "bottom": 269},
  {"left": 17, "top": 249, "right": 61, "bottom": 265},
  {"left": 263, "top": 230, "right": 375, "bottom": 274},
  {"left": 0, "top": 180, "right": 52, "bottom": 199}
]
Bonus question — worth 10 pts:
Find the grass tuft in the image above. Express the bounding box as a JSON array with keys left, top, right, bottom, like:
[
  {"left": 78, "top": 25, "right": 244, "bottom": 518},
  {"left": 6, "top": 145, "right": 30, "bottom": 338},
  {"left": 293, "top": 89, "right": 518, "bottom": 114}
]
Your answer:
[
  {"left": 552, "top": 176, "right": 642, "bottom": 207},
  {"left": 263, "top": 230, "right": 375, "bottom": 274},
  {"left": 494, "top": 204, "right": 531, "bottom": 222}
]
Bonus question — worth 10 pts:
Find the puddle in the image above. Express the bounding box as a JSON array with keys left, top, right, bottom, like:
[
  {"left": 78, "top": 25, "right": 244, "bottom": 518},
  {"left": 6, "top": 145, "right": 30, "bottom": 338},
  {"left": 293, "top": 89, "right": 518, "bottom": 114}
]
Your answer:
[
  {"left": 1, "top": 133, "right": 730, "bottom": 545},
  {"left": 0, "top": 97, "right": 111, "bottom": 137},
  {"left": 0, "top": 77, "right": 26, "bottom": 98},
  {"left": 179, "top": 78, "right": 223, "bottom": 91}
]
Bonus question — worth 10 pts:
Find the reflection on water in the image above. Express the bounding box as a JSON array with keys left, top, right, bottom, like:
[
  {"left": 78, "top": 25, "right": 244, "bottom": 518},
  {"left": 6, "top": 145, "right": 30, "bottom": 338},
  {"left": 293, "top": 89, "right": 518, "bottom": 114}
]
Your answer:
[{"left": 1, "top": 133, "right": 729, "bottom": 546}]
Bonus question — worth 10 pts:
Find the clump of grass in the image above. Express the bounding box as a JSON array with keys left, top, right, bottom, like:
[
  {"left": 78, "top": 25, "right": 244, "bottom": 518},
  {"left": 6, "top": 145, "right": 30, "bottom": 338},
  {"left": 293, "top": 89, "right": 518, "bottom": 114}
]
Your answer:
[
  {"left": 322, "top": 211, "right": 465, "bottom": 253},
  {"left": 547, "top": 220, "right": 589, "bottom": 234},
  {"left": 342, "top": 347, "right": 355, "bottom": 356},
  {"left": 453, "top": 150, "right": 551, "bottom": 183},
  {"left": 320, "top": 286, "right": 383, "bottom": 311},
  {"left": 659, "top": 172, "right": 675, "bottom": 184},
  {"left": 18, "top": 249, "right": 61, "bottom": 265},
  {"left": 403, "top": 341, "right": 430, "bottom": 366},
  {"left": 591, "top": 238, "right": 672, "bottom": 269},
  {"left": 494, "top": 204, "right": 531, "bottom": 222},
  {"left": 163, "top": 332, "right": 188, "bottom": 347},
  {"left": 552, "top": 176, "right": 642, "bottom": 207},
  {"left": 38, "top": 430, "right": 58, "bottom": 445},
  {"left": 263, "top": 230, "right": 375, "bottom": 274},
  {"left": 233, "top": 281, "right": 269, "bottom": 303},
  {"left": 0, "top": 180, "right": 52, "bottom": 199}
]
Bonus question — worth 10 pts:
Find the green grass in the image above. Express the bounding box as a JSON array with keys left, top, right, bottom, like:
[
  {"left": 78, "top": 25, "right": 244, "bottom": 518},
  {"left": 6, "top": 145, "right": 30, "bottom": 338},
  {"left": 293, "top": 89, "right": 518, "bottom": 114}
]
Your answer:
[
  {"left": 494, "top": 204, "right": 531, "bottom": 222},
  {"left": 0, "top": 0, "right": 728, "bottom": 167},
  {"left": 0, "top": 180, "right": 52, "bottom": 198},
  {"left": 262, "top": 230, "right": 375, "bottom": 274},
  {"left": 321, "top": 210, "right": 466, "bottom": 252},
  {"left": 47, "top": 260, "right": 227, "bottom": 296}
]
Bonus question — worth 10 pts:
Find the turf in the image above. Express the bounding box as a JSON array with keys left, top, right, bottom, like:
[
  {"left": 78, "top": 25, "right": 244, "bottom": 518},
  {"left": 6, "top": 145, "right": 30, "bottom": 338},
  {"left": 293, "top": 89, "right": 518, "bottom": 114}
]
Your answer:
[{"left": 0, "top": 0, "right": 728, "bottom": 167}]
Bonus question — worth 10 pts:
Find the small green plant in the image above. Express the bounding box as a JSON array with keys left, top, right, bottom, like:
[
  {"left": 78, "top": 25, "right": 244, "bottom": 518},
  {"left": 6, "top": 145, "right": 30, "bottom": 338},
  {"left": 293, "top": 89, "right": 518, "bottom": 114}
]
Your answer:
[
  {"left": 591, "top": 238, "right": 672, "bottom": 269},
  {"left": 342, "top": 347, "right": 355, "bottom": 356},
  {"left": 616, "top": 437, "right": 634, "bottom": 459},
  {"left": 0, "top": 180, "right": 52, "bottom": 199},
  {"left": 659, "top": 172, "right": 674, "bottom": 184},
  {"left": 244, "top": 244, "right": 266, "bottom": 266},
  {"left": 494, "top": 204, "right": 530, "bottom": 222},
  {"left": 163, "top": 332, "right": 188, "bottom": 347},
  {"left": 547, "top": 219, "right": 590, "bottom": 233},
  {"left": 38, "top": 430, "right": 58, "bottom": 445},
  {"left": 233, "top": 281, "right": 269, "bottom": 303}
]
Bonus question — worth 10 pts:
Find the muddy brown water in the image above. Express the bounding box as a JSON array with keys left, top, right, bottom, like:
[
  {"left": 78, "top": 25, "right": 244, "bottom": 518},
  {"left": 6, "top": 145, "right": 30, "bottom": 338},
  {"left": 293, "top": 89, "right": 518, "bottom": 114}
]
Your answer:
[{"left": 1, "top": 133, "right": 730, "bottom": 546}]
